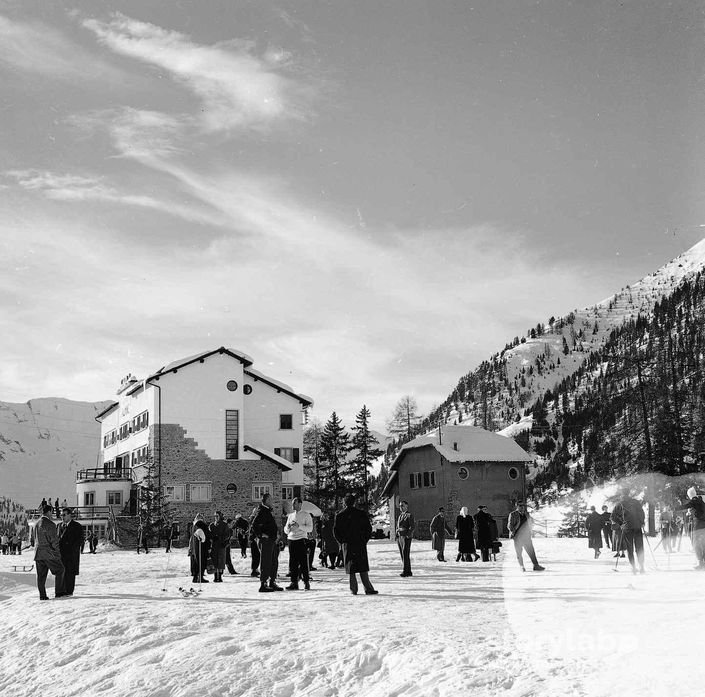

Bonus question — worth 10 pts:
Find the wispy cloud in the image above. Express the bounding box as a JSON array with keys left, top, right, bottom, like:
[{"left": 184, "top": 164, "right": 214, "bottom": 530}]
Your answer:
[
  {"left": 0, "top": 14, "right": 126, "bottom": 82},
  {"left": 82, "top": 14, "right": 316, "bottom": 133},
  {"left": 4, "top": 169, "right": 226, "bottom": 226}
]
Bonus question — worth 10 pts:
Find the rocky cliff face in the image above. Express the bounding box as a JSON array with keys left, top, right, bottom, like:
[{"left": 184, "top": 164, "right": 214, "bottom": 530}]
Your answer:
[{"left": 0, "top": 397, "right": 112, "bottom": 507}]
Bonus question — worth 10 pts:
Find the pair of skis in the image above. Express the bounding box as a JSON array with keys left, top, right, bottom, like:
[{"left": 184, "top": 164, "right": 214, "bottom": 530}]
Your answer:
[{"left": 177, "top": 586, "right": 203, "bottom": 598}]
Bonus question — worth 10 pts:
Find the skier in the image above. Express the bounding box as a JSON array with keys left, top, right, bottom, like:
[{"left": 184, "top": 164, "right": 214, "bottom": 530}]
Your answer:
[
  {"left": 333, "top": 493, "right": 378, "bottom": 595},
  {"left": 395, "top": 500, "right": 415, "bottom": 577},
  {"left": 508, "top": 501, "right": 545, "bottom": 572},
  {"left": 429, "top": 507, "right": 453, "bottom": 562},
  {"left": 600, "top": 505, "right": 612, "bottom": 549},
  {"left": 209, "top": 511, "right": 230, "bottom": 582},
  {"left": 189, "top": 513, "right": 211, "bottom": 583},
  {"left": 475, "top": 505, "right": 495, "bottom": 562},
  {"left": 611, "top": 492, "right": 645, "bottom": 574},
  {"left": 234, "top": 514, "right": 249, "bottom": 558},
  {"left": 676, "top": 487, "right": 705, "bottom": 570},
  {"left": 585, "top": 506, "right": 604, "bottom": 558},
  {"left": 251, "top": 493, "right": 283, "bottom": 592},
  {"left": 284, "top": 497, "right": 313, "bottom": 590},
  {"left": 247, "top": 506, "right": 261, "bottom": 577},
  {"left": 455, "top": 507, "right": 479, "bottom": 562}
]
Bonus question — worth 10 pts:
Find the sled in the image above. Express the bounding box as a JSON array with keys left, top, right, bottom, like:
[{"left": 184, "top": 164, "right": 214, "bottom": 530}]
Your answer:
[{"left": 11, "top": 564, "right": 34, "bottom": 572}]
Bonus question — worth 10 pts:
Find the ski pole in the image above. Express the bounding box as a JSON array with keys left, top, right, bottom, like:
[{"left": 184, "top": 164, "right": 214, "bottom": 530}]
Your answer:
[
  {"left": 642, "top": 527, "right": 659, "bottom": 570},
  {"left": 161, "top": 543, "right": 171, "bottom": 592}
]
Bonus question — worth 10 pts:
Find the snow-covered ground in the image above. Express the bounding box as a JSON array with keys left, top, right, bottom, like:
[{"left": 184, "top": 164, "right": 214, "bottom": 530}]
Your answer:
[{"left": 0, "top": 536, "right": 702, "bottom": 697}]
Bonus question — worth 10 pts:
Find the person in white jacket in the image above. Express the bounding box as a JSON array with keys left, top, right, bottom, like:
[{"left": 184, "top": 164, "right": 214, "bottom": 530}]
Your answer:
[{"left": 284, "top": 497, "right": 313, "bottom": 590}]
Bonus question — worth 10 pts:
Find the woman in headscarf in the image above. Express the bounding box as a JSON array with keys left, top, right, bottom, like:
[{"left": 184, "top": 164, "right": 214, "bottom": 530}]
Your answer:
[
  {"left": 455, "top": 507, "right": 478, "bottom": 562},
  {"left": 189, "top": 513, "right": 211, "bottom": 583}
]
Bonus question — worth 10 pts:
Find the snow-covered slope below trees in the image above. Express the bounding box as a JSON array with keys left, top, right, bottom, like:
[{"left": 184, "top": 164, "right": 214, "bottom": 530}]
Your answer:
[
  {"left": 0, "top": 398, "right": 111, "bottom": 508},
  {"left": 435, "top": 237, "right": 705, "bottom": 432}
]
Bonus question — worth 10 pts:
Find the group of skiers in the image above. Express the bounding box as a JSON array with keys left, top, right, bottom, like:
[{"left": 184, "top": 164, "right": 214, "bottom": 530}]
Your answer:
[
  {"left": 584, "top": 487, "right": 705, "bottom": 573},
  {"left": 188, "top": 494, "right": 378, "bottom": 595},
  {"left": 0, "top": 532, "right": 24, "bottom": 554}
]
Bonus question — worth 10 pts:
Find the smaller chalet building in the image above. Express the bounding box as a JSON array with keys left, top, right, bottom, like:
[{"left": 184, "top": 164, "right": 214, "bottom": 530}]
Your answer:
[
  {"left": 382, "top": 425, "right": 533, "bottom": 539},
  {"left": 89, "top": 347, "right": 313, "bottom": 543}
]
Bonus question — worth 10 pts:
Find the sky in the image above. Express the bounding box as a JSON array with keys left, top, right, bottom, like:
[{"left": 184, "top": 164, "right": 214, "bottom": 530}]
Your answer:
[{"left": 2, "top": 0, "right": 705, "bottom": 432}]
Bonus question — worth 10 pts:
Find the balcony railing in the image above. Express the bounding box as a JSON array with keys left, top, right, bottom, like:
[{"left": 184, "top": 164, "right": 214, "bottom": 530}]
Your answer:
[
  {"left": 26, "top": 506, "right": 119, "bottom": 520},
  {"left": 76, "top": 467, "right": 134, "bottom": 483}
]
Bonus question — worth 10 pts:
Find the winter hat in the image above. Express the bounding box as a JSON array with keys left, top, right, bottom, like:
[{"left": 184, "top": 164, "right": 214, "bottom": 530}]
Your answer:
[{"left": 687, "top": 487, "right": 697, "bottom": 500}]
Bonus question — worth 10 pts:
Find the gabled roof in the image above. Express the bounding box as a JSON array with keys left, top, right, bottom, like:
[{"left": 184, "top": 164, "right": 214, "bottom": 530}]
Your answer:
[
  {"left": 381, "top": 424, "right": 532, "bottom": 498},
  {"left": 245, "top": 368, "right": 313, "bottom": 407},
  {"left": 95, "top": 402, "right": 119, "bottom": 421},
  {"left": 243, "top": 444, "right": 293, "bottom": 471},
  {"left": 147, "top": 347, "right": 254, "bottom": 380}
]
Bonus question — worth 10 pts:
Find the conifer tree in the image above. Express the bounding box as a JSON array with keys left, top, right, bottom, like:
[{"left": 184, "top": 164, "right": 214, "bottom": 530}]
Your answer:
[
  {"left": 349, "top": 405, "right": 384, "bottom": 510},
  {"left": 320, "top": 412, "right": 351, "bottom": 509},
  {"left": 386, "top": 395, "right": 422, "bottom": 440}
]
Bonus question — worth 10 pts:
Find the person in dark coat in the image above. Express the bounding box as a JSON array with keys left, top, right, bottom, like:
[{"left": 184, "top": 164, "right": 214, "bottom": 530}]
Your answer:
[
  {"left": 34, "top": 503, "right": 66, "bottom": 599},
  {"left": 224, "top": 519, "right": 239, "bottom": 575},
  {"left": 58, "top": 508, "right": 84, "bottom": 596},
  {"left": 611, "top": 493, "right": 645, "bottom": 574},
  {"left": 334, "top": 494, "right": 378, "bottom": 595},
  {"left": 189, "top": 513, "right": 211, "bottom": 583},
  {"left": 209, "top": 511, "right": 231, "bottom": 582},
  {"left": 396, "top": 500, "right": 415, "bottom": 577},
  {"left": 251, "top": 493, "right": 283, "bottom": 592},
  {"left": 585, "top": 506, "right": 604, "bottom": 558},
  {"left": 429, "top": 507, "right": 453, "bottom": 562},
  {"left": 455, "top": 507, "right": 478, "bottom": 562},
  {"left": 234, "top": 515, "right": 249, "bottom": 558},
  {"left": 600, "top": 505, "right": 612, "bottom": 549},
  {"left": 677, "top": 487, "right": 705, "bottom": 569},
  {"left": 319, "top": 514, "right": 340, "bottom": 568},
  {"left": 475, "top": 505, "right": 494, "bottom": 562}
]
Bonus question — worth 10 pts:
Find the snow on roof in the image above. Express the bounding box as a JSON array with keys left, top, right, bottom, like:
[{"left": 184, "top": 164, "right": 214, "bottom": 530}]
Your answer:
[
  {"left": 392, "top": 424, "right": 533, "bottom": 469},
  {"left": 245, "top": 368, "right": 313, "bottom": 407},
  {"left": 149, "top": 347, "right": 254, "bottom": 379},
  {"left": 243, "top": 444, "right": 293, "bottom": 471}
]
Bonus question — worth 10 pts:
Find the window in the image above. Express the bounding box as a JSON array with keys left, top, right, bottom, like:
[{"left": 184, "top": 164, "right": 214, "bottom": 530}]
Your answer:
[
  {"left": 190, "top": 483, "right": 212, "bottom": 502},
  {"left": 119, "top": 422, "right": 130, "bottom": 440},
  {"left": 280, "top": 414, "right": 293, "bottom": 430},
  {"left": 226, "top": 380, "right": 238, "bottom": 392},
  {"left": 164, "top": 485, "right": 185, "bottom": 502},
  {"left": 409, "top": 471, "right": 435, "bottom": 489},
  {"left": 84, "top": 492, "right": 95, "bottom": 506},
  {"left": 274, "top": 447, "right": 300, "bottom": 463},
  {"left": 458, "top": 466, "right": 469, "bottom": 480},
  {"left": 508, "top": 467, "right": 519, "bottom": 480},
  {"left": 282, "top": 486, "right": 294, "bottom": 500},
  {"left": 225, "top": 410, "right": 239, "bottom": 460},
  {"left": 107, "top": 492, "right": 122, "bottom": 506},
  {"left": 252, "top": 482, "right": 273, "bottom": 501},
  {"left": 226, "top": 483, "right": 238, "bottom": 496},
  {"left": 243, "top": 384, "right": 252, "bottom": 395}
]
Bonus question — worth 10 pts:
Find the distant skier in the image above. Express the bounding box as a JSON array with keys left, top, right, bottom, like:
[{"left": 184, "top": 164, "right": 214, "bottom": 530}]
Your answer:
[
  {"left": 209, "top": 511, "right": 230, "bottom": 582},
  {"left": 234, "top": 514, "right": 249, "bottom": 558},
  {"left": 677, "top": 487, "right": 705, "bottom": 570},
  {"left": 508, "top": 501, "right": 545, "bottom": 572},
  {"left": 585, "top": 506, "right": 604, "bottom": 558},
  {"left": 611, "top": 492, "right": 645, "bottom": 574},
  {"left": 659, "top": 506, "right": 674, "bottom": 554},
  {"left": 600, "top": 505, "right": 612, "bottom": 549}
]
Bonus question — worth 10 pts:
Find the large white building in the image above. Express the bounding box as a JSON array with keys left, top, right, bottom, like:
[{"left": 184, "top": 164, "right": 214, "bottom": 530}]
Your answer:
[{"left": 82, "top": 347, "right": 312, "bottom": 542}]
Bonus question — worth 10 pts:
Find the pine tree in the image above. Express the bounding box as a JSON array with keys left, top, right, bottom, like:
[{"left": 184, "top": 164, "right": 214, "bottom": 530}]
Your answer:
[
  {"left": 303, "top": 420, "right": 324, "bottom": 505},
  {"left": 136, "top": 457, "right": 170, "bottom": 548},
  {"left": 557, "top": 496, "right": 588, "bottom": 537},
  {"left": 319, "top": 412, "right": 351, "bottom": 509},
  {"left": 349, "top": 405, "right": 384, "bottom": 510}
]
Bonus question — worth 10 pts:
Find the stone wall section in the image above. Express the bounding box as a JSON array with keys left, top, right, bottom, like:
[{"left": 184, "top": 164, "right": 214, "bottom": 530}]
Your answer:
[{"left": 153, "top": 423, "right": 284, "bottom": 544}]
